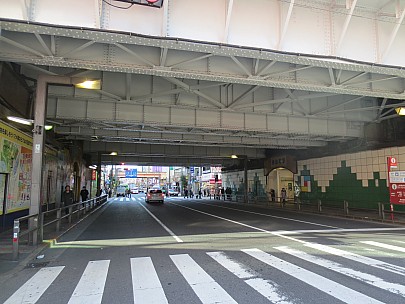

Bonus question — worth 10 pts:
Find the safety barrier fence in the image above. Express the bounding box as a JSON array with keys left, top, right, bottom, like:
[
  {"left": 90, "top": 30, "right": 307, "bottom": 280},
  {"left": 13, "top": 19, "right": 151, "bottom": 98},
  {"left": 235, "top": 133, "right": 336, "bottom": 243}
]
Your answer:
[
  {"left": 230, "top": 194, "right": 405, "bottom": 222},
  {"left": 12, "top": 194, "right": 108, "bottom": 260}
]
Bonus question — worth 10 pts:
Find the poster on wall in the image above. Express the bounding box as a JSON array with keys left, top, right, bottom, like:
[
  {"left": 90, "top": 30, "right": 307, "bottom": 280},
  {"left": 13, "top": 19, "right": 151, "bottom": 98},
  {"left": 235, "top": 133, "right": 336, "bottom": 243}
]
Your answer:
[
  {"left": 300, "top": 176, "right": 311, "bottom": 192},
  {"left": 0, "top": 121, "right": 32, "bottom": 213}
]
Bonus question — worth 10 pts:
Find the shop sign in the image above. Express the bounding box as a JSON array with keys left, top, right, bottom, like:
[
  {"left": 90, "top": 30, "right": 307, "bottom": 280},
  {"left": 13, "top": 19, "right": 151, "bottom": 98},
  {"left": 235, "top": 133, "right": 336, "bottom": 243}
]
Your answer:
[{"left": 92, "top": 170, "right": 96, "bottom": 181}]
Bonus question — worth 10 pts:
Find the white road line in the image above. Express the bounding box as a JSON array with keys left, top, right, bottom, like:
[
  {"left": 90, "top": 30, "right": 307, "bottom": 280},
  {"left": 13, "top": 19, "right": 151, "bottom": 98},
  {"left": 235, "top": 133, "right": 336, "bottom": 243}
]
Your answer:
[
  {"left": 243, "top": 248, "right": 385, "bottom": 304},
  {"left": 120, "top": 198, "right": 124, "bottom": 202},
  {"left": 68, "top": 260, "right": 110, "bottom": 304},
  {"left": 207, "top": 251, "right": 293, "bottom": 304},
  {"left": 4, "top": 266, "right": 64, "bottom": 304},
  {"left": 170, "top": 254, "right": 237, "bottom": 304},
  {"left": 131, "top": 257, "right": 168, "bottom": 304},
  {"left": 197, "top": 202, "right": 339, "bottom": 229},
  {"left": 276, "top": 246, "right": 405, "bottom": 297},
  {"left": 138, "top": 203, "right": 183, "bottom": 243},
  {"left": 361, "top": 241, "right": 405, "bottom": 253}
]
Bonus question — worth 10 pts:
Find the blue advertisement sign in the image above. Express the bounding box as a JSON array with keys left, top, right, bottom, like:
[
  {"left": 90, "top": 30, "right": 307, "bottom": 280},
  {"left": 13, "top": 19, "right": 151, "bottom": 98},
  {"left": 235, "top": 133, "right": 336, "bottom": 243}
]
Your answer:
[{"left": 125, "top": 169, "right": 138, "bottom": 178}]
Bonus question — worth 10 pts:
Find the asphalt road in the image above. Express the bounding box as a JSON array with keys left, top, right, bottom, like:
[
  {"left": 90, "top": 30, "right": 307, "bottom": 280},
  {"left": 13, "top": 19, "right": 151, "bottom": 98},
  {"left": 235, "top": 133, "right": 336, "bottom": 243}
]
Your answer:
[{"left": 2, "top": 195, "right": 405, "bottom": 304}]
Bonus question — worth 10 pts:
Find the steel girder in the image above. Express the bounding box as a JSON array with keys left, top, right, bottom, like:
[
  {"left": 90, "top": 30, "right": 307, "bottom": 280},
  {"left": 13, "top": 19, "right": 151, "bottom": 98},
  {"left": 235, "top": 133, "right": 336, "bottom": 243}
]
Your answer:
[{"left": 1, "top": 0, "right": 405, "bottom": 164}]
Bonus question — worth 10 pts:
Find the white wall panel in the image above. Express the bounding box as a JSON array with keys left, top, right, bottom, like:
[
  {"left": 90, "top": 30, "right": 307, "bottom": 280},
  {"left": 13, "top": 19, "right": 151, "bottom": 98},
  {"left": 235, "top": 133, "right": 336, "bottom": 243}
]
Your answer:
[
  {"left": 268, "top": 116, "right": 288, "bottom": 132},
  {"left": 88, "top": 100, "right": 115, "bottom": 120},
  {"left": 116, "top": 104, "right": 143, "bottom": 122},
  {"left": 289, "top": 117, "right": 308, "bottom": 133},
  {"left": 222, "top": 112, "right": 244, "bottom": 129},
  {"left": 33, "top": 0, "right": 99, "bottom": 28},
  {"left": 144, "top": 105, "right": 170, "bottom": 124},
  {"left": 171, "top": 108, "right": 195, "bottom": 125},
  {"left": 196, "top": 110, "right": 220, "bottom": 128},
  {"left": 228, "top": 0, "right": 277, "bottom": 48},
  {"left": 57, "top": 98, "right": 86, "bottom": 118},
  {"left": 245, "top": 113, "right": 266, "bottom": 131},
  {"left": 0, "top": 0, "right": 25, "bottom": 20},
  {"left": 169, "top": 0, "right": 225, "bottom": 42},
  {"left": 106, "top": 4, "right": 164, "bottom": 36}
]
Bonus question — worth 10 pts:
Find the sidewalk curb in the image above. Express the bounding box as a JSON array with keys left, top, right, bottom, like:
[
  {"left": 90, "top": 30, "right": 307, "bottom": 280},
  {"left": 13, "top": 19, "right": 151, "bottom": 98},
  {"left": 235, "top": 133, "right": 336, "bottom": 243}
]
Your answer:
[{"left": 0, "top": 200, "right": 110, "bottom": 282}]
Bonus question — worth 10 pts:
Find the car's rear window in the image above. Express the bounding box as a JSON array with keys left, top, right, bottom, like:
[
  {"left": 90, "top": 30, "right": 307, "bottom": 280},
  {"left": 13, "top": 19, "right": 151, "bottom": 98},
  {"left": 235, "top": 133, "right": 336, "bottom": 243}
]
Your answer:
[{"left": 149, "top": 189, "right": 162, "bottom": 194}]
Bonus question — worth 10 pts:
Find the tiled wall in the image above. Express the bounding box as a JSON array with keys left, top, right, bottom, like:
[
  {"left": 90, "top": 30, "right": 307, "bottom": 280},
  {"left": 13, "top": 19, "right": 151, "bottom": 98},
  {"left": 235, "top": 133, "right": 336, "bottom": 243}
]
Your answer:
[
  {"left": 222, "top": 169, "right": 266, "bottom": 196},
  {"left": 297, "top": 146, "right": 405, "bottom": 208}
]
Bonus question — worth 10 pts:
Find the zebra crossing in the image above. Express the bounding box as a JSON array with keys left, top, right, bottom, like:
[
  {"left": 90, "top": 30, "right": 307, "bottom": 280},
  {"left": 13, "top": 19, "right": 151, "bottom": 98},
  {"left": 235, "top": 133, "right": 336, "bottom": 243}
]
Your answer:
[{"left": 3, "top": 239, "right": 405, "bottom": 304}]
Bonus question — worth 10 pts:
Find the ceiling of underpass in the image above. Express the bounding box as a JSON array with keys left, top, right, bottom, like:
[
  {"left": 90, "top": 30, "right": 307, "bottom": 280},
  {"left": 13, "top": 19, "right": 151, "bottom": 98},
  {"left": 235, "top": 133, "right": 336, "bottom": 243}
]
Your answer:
[{"left": 1, "top": 0, "right": 405, "bottom": 166}]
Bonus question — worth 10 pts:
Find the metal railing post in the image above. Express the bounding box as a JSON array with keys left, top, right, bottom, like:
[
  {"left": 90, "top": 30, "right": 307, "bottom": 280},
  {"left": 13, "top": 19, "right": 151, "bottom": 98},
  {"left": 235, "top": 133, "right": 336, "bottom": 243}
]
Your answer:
[
  {"left": 297, "top": 198, "right": 301, "bottom": 211},
  {"left": 38, "top": 213, "right": 44, "bottom": 243},
  {"left": 12, "top": 220, "right": 20, "bottom": 261},
  {"left": 381, "top": 203, "right": 385, "bottom": 220},
  {"left": 318, "top": 199, "right": 322, "bottom": 213},
  {"left": 68, "top": 206, "right": 72, "bottom": 223},
  {"left": 56, "top": 208, "right": 61, "bottom": 232},
  {"left": 343, "top": 200, "right": 349, "bottom": 215}
]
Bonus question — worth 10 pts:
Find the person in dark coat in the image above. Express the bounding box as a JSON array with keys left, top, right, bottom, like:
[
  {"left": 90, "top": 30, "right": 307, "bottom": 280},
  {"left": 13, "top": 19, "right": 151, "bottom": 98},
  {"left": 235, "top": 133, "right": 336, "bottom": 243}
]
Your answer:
[
  {"left": 62, "top": 185, "right": 74, "bottom": 215},
  {"left": 80, "top": 186, "right": 89, "bottom": 202}
]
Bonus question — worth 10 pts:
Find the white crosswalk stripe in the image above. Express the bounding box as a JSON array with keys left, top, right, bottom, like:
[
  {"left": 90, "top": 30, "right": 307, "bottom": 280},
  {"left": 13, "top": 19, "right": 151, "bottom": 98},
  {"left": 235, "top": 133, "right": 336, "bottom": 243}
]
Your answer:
[
  {"left": 275, "top": 246, "right": 405, "bottom": 297},
  {"left": 360, "top": 241, "right": 405, "bottom": 253},
  {"left": 207, "top": 251, "right": 293, "bottom": 304},
  {"left": 5, "top": 240, "right": 405, "bottom": 304},
  {"left": 170, "top": 253, "right": 237, "bottom": 304},
  {"left": 242, "top": 248, "right": 385, "bottom": 304},
  {"left": 131, "top": 257, "right": 168, "bottom": 304},
  {"left": 4, "top": 266, "right": 64, "bottom": 304},
  {"left": 68, "top": 260, "right": 110, "bottom": 304}
]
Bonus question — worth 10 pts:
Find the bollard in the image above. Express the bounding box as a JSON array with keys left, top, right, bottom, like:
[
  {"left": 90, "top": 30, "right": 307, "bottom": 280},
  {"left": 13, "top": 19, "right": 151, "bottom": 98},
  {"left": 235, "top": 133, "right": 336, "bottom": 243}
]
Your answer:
[
  {"left": 56, "top": 209, "right": 61, "bottom": 232},
  {"left": 317, "top": 199, "right": 322, "bottom": 213},
  {"left": 343, "top": 200, "right": 349, "bottom": 215},
  {"left": 12, "top": 220, "right": 20, "bottom": 261},
  {"left": 297, "top": 199, "right": 301, "bottom": 211}
]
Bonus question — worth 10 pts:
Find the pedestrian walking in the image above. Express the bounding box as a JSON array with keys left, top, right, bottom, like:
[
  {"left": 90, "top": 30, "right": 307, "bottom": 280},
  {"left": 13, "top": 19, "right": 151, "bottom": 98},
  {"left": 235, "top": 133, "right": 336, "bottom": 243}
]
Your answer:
[
  {"left": 80, "top": 186, "right": 89, "bottom": 202},
  {"left": 62, "top": 185, "right": 74, "bottom": 215}
]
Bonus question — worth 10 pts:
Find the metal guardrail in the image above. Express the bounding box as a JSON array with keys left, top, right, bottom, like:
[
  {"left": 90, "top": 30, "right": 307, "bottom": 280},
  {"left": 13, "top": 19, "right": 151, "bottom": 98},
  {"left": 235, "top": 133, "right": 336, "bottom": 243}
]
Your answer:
[
  {"left": 12, "top": 194, "right": 108, "bottom": 260},
  {"left": 227, "top": 194, "right": 405, "bottom": 222}
]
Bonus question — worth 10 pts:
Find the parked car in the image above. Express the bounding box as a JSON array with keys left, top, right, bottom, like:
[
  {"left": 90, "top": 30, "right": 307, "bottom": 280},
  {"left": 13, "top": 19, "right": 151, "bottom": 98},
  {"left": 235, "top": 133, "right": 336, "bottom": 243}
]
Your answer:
[
  {"left": 145, "top": 188, "right": 164, "bottom": 203},
  {"left": 168, "top": 189, "right": 179, "bottom": 196}
]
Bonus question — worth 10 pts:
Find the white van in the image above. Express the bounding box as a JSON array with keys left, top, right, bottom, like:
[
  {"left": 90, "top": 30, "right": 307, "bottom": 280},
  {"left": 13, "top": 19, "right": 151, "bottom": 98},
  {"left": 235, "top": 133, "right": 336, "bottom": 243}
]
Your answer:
[{"left": 116, "top": 185, "right": 127, "bottom": 197}]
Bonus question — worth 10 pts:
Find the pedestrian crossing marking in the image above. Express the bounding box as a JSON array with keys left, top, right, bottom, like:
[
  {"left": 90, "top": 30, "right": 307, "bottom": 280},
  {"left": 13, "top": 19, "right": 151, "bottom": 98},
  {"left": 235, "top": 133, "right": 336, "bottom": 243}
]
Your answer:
[
  {"left": 360, "top": 241, "right": 405, "bottom": 253},
  {"left": 170, "top": 253, "right": 238, "bottom": 304},
  {"left": 304, "top": 242, "right": 405, "bottom": 276},
  {"left": 5, "top": 240, "right": 405, "bottom": 304},
  {"left": 208, "top": 251, "right": 293, "bottom": 304},
  {"left": 242, "top": 248, "right": 385, "bottom": 304},
  {"left": 68, "top": 260, "right": 109, "bottom": 304},
  {"left": 275, "top": 246, "right": 405, "bottom": 297},
  {"left": 4, "top": 266, "right": 64, "bottom": 304},
  {"left": 131, "top": 257, "right": 168, "bottom": 304}
]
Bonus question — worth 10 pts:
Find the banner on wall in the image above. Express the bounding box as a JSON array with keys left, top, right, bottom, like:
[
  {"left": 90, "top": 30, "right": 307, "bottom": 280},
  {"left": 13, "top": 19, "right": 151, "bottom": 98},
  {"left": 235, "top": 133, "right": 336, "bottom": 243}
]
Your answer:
[
  {"left": 0, "top": 121, "right": 32, "bottom": 213},
  {"left": 300, "top": 176, "right": 311, "bottom": 192}
]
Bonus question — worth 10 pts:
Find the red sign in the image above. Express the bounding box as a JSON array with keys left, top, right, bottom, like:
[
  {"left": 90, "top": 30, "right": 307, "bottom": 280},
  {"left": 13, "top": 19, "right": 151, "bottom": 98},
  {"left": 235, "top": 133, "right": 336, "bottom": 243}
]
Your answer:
[
  {"left": 388, "top": 157, "right": 398, "bottom": 169},
  {"left": 388, "top": 156, "right": 405, "bottom": 205},
  {"left": 92, "top": 170, "right": 96, "bottom": 181},
  {"left": 209, "top": 179, "right": 222, "bottom": 184}
]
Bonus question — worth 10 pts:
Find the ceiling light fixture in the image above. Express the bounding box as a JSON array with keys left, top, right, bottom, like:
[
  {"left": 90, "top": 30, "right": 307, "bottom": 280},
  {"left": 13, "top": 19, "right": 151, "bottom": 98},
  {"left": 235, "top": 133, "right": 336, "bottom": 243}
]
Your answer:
[
  {"left": 74, "top": 79, "right": 101, "bottom": 90},
  {"left": 395, "top": 107, "right": 405, "bottom": 116}
]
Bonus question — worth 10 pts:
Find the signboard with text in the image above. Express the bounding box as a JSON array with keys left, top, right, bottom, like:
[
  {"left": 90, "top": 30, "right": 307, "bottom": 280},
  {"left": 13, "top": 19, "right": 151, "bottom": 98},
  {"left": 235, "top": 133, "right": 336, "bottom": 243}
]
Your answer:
[
  {"left": 388, "top": 157, "right": 405, "bottom": 204},
  {"left": 125, "top": 169, "right": 138, "bottom": 178}
]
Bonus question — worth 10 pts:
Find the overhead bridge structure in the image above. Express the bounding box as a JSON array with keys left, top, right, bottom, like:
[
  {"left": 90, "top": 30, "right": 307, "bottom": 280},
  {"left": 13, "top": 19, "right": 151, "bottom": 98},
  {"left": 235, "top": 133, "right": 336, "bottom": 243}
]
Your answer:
[{"left": 1, "top": 0, "right": 405, "bottom": 165}]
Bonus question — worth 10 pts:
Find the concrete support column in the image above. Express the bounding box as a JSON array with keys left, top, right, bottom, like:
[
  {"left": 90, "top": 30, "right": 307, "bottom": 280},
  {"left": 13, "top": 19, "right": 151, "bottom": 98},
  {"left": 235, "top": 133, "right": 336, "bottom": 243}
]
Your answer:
[
  {"left": 30, "top": 75, "right": 72, "bottom": 245},
  {"left": 244, "top": 156, "right": 248, "bottom": 203},
  {"left": 97, "top": 152, "right": 102, "bottom": 195}
]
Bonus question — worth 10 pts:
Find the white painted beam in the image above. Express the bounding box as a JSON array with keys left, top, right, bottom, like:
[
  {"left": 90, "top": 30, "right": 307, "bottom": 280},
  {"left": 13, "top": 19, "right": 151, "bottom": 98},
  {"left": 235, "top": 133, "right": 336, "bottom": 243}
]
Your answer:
[{"left": 335, "top": 0, "right": 358, "bottom": 55}]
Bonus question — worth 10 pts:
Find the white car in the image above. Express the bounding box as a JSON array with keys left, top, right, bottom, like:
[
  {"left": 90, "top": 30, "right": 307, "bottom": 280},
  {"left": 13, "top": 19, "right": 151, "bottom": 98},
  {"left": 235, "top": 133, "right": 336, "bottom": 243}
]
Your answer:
[
  {"left": 130, "top": 188, "right": 139, "bottom": 194},
  {"left": 145, "top": 188, "right": 164, "bottom": 203}
]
